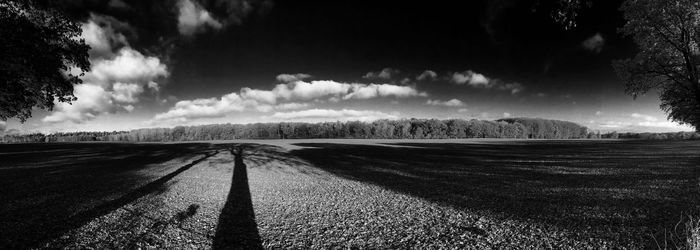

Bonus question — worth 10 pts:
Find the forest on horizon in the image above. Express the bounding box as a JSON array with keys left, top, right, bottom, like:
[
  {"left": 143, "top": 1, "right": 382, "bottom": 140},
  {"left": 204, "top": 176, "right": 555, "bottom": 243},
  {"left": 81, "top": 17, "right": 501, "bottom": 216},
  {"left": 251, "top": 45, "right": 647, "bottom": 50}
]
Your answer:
[{"left": 3, "top": 117, "right": 698, "bottom": 143}]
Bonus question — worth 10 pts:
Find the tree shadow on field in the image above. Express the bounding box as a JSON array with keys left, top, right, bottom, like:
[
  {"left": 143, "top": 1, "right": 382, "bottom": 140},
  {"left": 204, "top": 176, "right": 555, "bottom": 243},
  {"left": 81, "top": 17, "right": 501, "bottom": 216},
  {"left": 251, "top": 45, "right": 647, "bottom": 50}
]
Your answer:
[
  {"left": 0, "top": 143, "right": 216, "bottom": 249},
  {"left": 288, "top": 140, "right": 700, "bottom": 247},
  {"left": 212, "top": 145, "right": 263, "bottom": 250}
]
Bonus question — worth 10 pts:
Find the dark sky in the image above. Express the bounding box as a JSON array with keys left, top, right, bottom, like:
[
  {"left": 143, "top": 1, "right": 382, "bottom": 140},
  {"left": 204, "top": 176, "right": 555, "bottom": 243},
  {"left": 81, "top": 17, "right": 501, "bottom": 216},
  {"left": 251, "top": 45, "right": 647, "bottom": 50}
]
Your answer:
[{"left": 6, "top": 0, "right": 692, "bottom": 133}]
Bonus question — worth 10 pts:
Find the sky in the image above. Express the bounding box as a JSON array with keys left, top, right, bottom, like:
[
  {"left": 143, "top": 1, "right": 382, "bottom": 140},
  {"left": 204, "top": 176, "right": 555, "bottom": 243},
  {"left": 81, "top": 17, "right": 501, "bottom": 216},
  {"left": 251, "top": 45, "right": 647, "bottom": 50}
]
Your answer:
[{"left": 2, "top": 0, "right": 694, "bottom": 134}]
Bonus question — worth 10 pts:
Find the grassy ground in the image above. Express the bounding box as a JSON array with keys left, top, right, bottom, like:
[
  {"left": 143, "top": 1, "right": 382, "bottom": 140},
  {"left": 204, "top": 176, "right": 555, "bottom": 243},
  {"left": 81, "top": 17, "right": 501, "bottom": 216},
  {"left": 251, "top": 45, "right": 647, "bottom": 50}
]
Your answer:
[{"left": 0, "top": 139, "right": 698, "bottom": 249}]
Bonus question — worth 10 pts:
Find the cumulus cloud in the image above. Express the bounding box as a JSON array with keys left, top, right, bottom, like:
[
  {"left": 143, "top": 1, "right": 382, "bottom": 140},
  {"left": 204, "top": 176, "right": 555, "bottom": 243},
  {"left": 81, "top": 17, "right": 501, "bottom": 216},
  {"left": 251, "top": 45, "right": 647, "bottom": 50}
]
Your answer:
[
  {"left": 343, "top": 83, "right": 426, "bottom": 100},
  {"left": 240, "top": 87, "right": 277, "bottom": 104},
  {"left": 271, "top": 80, "right": 424, "bottom": 102},
  {"left": 0, "top": 121, "right": 6, "bottom": 134},
  {"left": 273, "top": 80, "right": 352, "bottom": 101},
  {"left": 177, "top": 0, "right": 223, "bottom": 36},
  {"left": 363, "top": 68, "right": 400, "bottom": 80},
  {"left": 84, "top": 48, "right": 168, "bottom": 88},
  {"left": 44, "top": 16, "right": 169, "bottom": 124},
  {"left": 112, "top": 82, "right": 144, "bottom": 103},
  {"left": 43, "top": 85, "right": 115, "bottom": 123},
  {"left": 426, "top": 99, "right": 465, "bottom": 107},
  {"left": 151, "top": 79, "right": 423, "bottom": 122},
  {"left": 148, "top": 81, "right": 160, "bottom": 91},
  {"left": 451, "top": 70, "right": 523, "bottom": 95},
  {"left": 81, "top": 18, "right": 128, "bottom": 59},
  {"left": 582, "top": 33, "right": 604, "bottom": 53},
  {"left": 451, "top": 70, "right": 489, "bottom": 86},
  {"left": 270, "top": 109, "right": 398, "bottom": 122},
  {"left": 152, "top": 92, "right": 263, "bottom": 122},
  {"left": 416, "top": 70, "right": 438, "bottom": 81},
  {"left": 276, "top": 73, "right": 312, "bottom": 83}
]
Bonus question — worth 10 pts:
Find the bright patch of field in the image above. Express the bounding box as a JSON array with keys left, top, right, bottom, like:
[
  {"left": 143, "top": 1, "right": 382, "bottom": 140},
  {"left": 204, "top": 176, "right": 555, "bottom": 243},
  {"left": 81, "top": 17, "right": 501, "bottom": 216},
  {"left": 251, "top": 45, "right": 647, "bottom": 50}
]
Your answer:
[{"left": 0, "top": 140, "right": 698, "bottom": 249}]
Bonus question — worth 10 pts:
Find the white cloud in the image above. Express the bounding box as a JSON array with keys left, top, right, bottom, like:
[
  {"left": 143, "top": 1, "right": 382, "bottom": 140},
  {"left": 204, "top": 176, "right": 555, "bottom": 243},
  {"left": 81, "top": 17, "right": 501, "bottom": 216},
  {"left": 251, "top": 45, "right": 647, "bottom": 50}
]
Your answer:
[
  {"left": 636, "top": 121, "right": 683, "bottom": 128},
  {"left": 469, "top": 73, "right": 489, "bottom": 86},
  {"left": 595, "top": 111, "right": 602, "bottom": 116},
  {"left": 631, "top": 113, "right": 659, "bottom": 122},
  {"left": 416, "top": 70, "right": 438, "bottom": 81},
  {"left": 276, "top": 73, "right": 312, "bottom": 83},
  {"left": 151, "top": 79, "right": 423, "bottom": 122},
  {"left": 582, "top": 33, "right": 604, "bottom": 53},
  {"left": 43, "top": 85, "right": 114, "bottom": 123},
  {"left": 343, "top": 83, "right": 426, "bottom": 100},
  {"left": 112, "top": 82, "right": 144, "bottom": 103},
  {"left": 240, "top": 87, "right": 277, "bottom": 104},
  {"left": 177, "top": 0, "right": 223, "bottom": 36},
  {"left": 270, "top": 109, "right": 398, "bottom": 122},
  {"left": 273, "top": 80, "right": 352, "bottom": 101},
  {"left": 363, "top": 68, "right": 399, "bottom": 80},
  {"left": 0, "top": 121, "right": 6, "bottom": 134},
  {"left": 270, "top": 80, "right": 424, "bottom": 101},
  {"left": 450, "top": 70, "right": 524, "bottom": 95},
  {"left": 503, "top": 112, "right": 512, "bottom": 118},
  {"left": 85, "top": 48, "right": 168, "bottom": 87},
  {"left": 81, "top": 18, "right": 128, "bottom": 59},
  {"left": 594, "top": 117, "right": 694, "bottom": 132},
  {"left": 426, "top": 98, "right": 465, "bottom": 107},
  {"left": 147, "top": 81, "right": 160, "bottom": 91},
  {"left": 275, "top": 102, "right": 310, "bottom": 110},
  {"left": 451, "top": 70, "right": 489, "bottom": 86},
  {"left": 44, "top": 17, "right": 169, "bottom": 124},
  {"left": 124, "top": 105, "right": 135, "bottom": 112},
  {"left": 458, "top": 108, "right": 469, "bottom": 113},
  {"left": 153, "top": 93, "right": 258, "bottom": 122}
]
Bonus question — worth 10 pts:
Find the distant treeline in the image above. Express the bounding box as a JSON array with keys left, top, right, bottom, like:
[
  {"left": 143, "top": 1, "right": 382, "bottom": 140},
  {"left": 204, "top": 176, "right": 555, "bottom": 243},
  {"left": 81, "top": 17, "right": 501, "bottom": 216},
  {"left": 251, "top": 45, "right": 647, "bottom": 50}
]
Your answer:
[
  {"left": 1, "top": 118, "right": 592, "bottom": 143},
  {"left": 1, "top": 118, "right": 697, "bottom": 143},
  {"left": 600, "top": 131, "right": 700, "bottom": 140}
]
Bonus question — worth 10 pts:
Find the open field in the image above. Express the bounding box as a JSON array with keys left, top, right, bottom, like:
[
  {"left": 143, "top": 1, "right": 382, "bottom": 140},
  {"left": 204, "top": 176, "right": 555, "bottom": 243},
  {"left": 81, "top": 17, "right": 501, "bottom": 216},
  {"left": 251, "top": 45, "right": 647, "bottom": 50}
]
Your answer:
[{"left": 0, "top": 139, "right": 698, "bottom": 249}]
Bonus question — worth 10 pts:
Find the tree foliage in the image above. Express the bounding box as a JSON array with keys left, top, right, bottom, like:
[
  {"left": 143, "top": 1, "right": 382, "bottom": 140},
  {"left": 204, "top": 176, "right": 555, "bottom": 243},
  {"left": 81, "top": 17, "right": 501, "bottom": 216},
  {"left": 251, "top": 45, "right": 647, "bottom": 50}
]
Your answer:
[
  {"left": 1, "top": 118, "right": 592, "bottom": 143},
  {"left": 613, "top": 0, "right": 700, "bottom": 130},
  {"left": 542, "top": 0, "right": 593, "bottom": 30},
  {"left": 0, "top": 0, "right": 90, "bottom": 122}
]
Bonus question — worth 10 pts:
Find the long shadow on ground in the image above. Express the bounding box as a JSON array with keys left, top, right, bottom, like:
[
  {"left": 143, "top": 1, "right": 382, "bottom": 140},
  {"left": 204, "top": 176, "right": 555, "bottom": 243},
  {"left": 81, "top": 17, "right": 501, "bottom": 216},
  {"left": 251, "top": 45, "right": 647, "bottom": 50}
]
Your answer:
[
  {"left": 0, "top": 143, "right": 215, "bottom": 248},
  {"left": 289, "top": 140, "right": 700, "bottom": 247},
  {"left": 213, "top": 145, "right": 263, "bottom": 249}
]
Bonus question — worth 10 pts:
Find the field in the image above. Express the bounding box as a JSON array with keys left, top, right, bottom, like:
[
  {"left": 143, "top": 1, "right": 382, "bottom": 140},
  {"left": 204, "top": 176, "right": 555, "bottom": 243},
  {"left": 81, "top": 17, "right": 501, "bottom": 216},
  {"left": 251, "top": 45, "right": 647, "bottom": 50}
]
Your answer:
[{"left": 0, "top": 139, "right": 698, "bottom": 249}]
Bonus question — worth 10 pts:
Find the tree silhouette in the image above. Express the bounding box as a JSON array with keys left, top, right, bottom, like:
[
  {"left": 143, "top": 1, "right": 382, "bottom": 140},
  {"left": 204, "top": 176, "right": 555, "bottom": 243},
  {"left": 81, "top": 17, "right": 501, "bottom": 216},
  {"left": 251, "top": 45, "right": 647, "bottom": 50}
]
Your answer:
[
  {"left": 613, "top": 0, "right": 700, "bottom": 131},
  {"left": 0, "top": 0, "right": 90, "bottom": 122}
]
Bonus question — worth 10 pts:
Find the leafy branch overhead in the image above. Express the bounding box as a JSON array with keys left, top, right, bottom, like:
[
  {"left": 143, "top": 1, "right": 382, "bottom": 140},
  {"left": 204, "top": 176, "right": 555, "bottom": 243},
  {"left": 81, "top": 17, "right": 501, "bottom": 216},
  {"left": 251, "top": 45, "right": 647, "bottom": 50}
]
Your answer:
[
  {"left": 613, "top": 0, "right": 700, "bottom": 130},
  {"left": 0, "top": 0, "right": 90, "bottom": 122}
]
